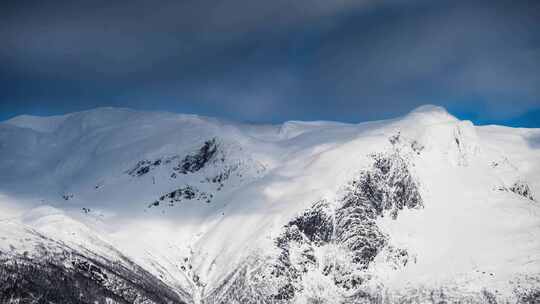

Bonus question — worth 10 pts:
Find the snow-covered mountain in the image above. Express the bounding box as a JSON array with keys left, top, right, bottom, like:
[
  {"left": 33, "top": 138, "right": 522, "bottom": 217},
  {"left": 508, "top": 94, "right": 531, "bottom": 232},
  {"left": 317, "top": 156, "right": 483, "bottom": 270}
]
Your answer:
[{"left": 1, "top": 105, "right": 539, "bottom": 303}]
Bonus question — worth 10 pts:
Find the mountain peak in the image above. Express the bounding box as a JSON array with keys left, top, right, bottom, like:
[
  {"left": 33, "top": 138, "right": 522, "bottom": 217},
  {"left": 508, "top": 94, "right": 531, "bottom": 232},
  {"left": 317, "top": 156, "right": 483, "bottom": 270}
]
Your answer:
[
  {"left": 409, "top": 104, "right": 449, "bottom": 115},
  {"left": 405, "top": 104, "right": 458, "bottom": 124}
]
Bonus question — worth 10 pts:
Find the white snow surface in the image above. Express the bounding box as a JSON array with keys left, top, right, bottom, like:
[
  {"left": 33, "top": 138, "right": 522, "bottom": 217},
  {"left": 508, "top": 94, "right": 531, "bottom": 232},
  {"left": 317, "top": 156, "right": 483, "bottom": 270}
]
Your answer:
[{"left": 1, "top": 105, "right": 539, "bottom": 302}]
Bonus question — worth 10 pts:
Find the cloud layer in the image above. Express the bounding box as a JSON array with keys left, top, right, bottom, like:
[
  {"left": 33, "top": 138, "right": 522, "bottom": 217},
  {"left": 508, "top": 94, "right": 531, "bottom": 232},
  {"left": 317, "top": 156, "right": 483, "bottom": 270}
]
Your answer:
[{"left": 1, "top": 0, "right": 539, "bottom": 124}]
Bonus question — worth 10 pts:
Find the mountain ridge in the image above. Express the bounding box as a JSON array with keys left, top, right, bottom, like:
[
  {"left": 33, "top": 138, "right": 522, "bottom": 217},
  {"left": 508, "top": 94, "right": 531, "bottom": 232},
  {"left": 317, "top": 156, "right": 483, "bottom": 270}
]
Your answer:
[{"left": 0, "top": 105, "right": 539, "bottom": 303}]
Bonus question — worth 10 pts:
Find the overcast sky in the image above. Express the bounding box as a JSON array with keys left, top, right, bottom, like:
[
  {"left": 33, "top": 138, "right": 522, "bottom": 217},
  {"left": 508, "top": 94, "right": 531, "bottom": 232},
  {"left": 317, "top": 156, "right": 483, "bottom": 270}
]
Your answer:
[{"left": 1, "top": 0, "right": 539, "bottom": 126}]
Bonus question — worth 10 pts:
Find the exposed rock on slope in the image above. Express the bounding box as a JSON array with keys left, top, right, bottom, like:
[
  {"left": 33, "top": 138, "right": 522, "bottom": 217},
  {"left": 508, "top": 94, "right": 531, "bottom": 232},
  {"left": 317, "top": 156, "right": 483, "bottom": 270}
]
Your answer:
[{"left": 205, "top": 146, "right": 424, "bottom": 303}]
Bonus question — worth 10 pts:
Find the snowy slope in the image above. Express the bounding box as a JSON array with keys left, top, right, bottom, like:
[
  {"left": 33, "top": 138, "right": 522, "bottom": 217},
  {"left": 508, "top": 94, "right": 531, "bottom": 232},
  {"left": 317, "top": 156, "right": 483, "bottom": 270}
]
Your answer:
[{"left": 0, "top": 105, "right": 539, "bottom": 303}]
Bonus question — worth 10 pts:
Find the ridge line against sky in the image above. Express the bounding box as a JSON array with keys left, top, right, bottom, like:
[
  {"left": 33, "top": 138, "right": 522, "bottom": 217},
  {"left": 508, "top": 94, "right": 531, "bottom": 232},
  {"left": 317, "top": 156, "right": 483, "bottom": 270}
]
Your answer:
[
  {"left": 1, "top": 0, "right": 539, "bottom": 127},
  {"left": 1, "top": 105, "right": 539, "bottom": 129}
]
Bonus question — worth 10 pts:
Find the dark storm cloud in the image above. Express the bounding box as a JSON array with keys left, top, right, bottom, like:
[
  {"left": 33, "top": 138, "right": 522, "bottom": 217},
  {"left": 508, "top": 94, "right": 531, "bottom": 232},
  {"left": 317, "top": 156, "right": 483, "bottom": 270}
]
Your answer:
[
  {"left": 1, "top": 0, "right": 539, "bottom": 124},
  {"left": 306, "top": 0, "right": 540, "bottom": 119}
]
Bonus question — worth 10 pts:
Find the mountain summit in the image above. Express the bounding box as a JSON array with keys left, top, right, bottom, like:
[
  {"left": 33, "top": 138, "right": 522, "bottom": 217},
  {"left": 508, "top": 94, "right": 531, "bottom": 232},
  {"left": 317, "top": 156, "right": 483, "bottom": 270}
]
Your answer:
[{"left": 1, "top": 106, "right": 539, "bottom": 303}]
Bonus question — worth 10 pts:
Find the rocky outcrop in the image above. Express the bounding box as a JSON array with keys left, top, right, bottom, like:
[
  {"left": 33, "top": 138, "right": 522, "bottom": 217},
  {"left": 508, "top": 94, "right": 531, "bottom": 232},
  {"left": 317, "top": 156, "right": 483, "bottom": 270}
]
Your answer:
[
  {"left": 205, "top": 147, "right": 424, "bottom": 303},
  {"left": 499, "top": 181, "right": 536, "bottom": 201},
  {"left": 126, "top": 138, "right": 265, "bottom": 209},
  {"left": 508, "top": 181, "right": 535, "bottom": 201},
  {"left": 174, "top": 138, "right": 220, "bottom": 175},
  {"left": 149, "top": 185, "right": 213, "bottom": 207}
]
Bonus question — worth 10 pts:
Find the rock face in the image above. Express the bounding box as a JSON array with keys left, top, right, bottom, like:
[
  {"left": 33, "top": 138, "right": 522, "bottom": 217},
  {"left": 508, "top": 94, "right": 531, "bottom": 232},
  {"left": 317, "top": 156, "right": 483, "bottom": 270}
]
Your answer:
[
  {"left": 204, "top": 147, "right": 424, "bottom": 303},
  {"left": 508, "top": 181, "right": 535, "bottom": 201},
  {"left": 175, "top": 138, "right": 219, "bottom": 175},
  {"left": 128, "top": 157, "right": 180, "bottom": 177},
  {"left": 150, "top": 185, "right": 213, "bottom": 207},
  {"left": 497, "top": 181, "right": 536, "bottom": 202},
  {"left": 125, "top": 137, "right": 266, "bottom": 209}
]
